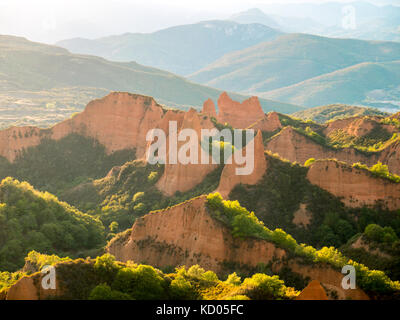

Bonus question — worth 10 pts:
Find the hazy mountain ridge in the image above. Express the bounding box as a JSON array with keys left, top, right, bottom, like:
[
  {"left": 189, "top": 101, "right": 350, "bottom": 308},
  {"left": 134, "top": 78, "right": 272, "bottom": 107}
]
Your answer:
[
  {"left": 0, "top": 35, "right": 302, "bottom": 129},
  {"left": 233, "top": 3, "right": 400, "bottom": 42},
  {"left": 189, "top": 33, "right": 400, "bottom": 109},
  {"left": 261, "top": 61, "right": 400, "bottom": 108},
  {"left": 56, "top": 20, "right": 283, "bottom": 76}
]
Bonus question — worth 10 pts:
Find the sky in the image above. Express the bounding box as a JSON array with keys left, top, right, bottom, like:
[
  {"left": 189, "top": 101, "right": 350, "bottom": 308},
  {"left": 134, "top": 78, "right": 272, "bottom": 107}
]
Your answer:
[{"left": 0, "top": 0, "right": 398, "bottom": 43}]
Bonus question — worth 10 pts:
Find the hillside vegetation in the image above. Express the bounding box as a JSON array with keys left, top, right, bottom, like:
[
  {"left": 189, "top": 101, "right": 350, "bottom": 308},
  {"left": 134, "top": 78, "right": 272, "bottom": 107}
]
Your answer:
[
  {"left": 206, "top": 193, "right": 400, "bottom": 297},
  {"left": 0, "top": 252, "right": 298, "bottom": 300},
  {"left": 0, "top": 178, "right": 105, "bottom": 271},
  {"left": 0, "top": 134, "right": 136, "bottom": 196},
  {"left": 229, "top": 154, "right": 400, "bottom": 257}
]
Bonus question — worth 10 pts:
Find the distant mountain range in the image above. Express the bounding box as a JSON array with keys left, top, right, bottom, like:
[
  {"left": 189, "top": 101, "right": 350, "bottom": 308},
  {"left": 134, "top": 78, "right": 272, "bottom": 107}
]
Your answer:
[
  {"left": 231, "top": 3, "right": 400, "bottom": 42},
  {"left": 56, "top": 20, "right": 282, "bottom": 76},
  {"left": 189, "top": 33, "right": 400, "bottom": 108},
  {"left": 0, "top": 35, "right": 302, "bottom": 129},
  {"left": 261, "top": 61, "right": 400, "bottom": 108}
]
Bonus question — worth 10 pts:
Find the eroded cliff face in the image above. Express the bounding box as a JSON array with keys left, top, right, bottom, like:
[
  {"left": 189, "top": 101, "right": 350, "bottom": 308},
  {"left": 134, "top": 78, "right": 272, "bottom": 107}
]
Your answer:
[
  {"left": 5, "top": 273, "right": 63, "bottom": 300},
  {"left": 0, "top": 126, "right": 44, "bottom": 162},
  {"left": 324, "top": 116, "right": 377, "bottom": 137},
  {"left": 265, "top": 126, "right": 400, "bottom": 175},
  {"left": 107, "top": 195, "right": 369, "bottom": 300},
  {"left": 266, "top": 127, "right": 373, "bottom": 165},
  {"left": 155, "top": 109, "right": 218, "bottom": 196},
  {"left": 307, "top": 160, "right": 400, "bottom": 211},
  {"left": 0, "top": 92, "right": 165, "bottom": 162},
  {"left": 51, "top": 92, "right": 164, "bottom": 158},
  {"left": 201, "top": 98, "right": 217, "bottom": 118},
  {"left": 377, "top": 140, "right": 400, "bottom": 175},
  {"left": 107, "top": 196, "right": 286, "bottom": 273},
  {"left": 217, "top": 130, "right": 267, "bottom": 198},
  {"left": 287, "top": 264, "right": 369, "bottom": 300},
  {"left": 248, "top": 112, "right": 282, "bottom": 132},
  {"left": 295, "top": 280, "right": 328, "bottom": 300},
  {"left": 204, "top": 92, "right": 265, "bottom": 129}
]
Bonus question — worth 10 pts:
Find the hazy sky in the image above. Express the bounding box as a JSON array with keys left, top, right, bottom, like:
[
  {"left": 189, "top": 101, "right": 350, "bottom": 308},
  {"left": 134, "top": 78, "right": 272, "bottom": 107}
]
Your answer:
[{"left": 0, "top": 0, "right": 398, "bottom": 43}]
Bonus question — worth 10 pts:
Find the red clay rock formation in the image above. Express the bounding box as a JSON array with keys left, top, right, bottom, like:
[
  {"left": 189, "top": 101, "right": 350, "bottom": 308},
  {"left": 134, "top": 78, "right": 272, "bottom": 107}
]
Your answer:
[
  {"left": 377, "top": 140, "right": 400, "bottom": 175},
  {"left": 0, "top": 126, "right": 44, "bottom": 162},
  {"left": 202, "top": 98, "right": 217, "bottom": 118},
  {"left": 216, "top": 92, "right": 265, "bottom": 129},
  {"left": 295, "top": 280, "right": 328, "bottom": 300},
  {"left": 0, "top": 92, "right": 165, "bottom": 162},
  {"left": 324, "top": 116, "right": 397, "bottom": 137},
  {"left": 155, "top": 109, "right": 217, "bottom": 196},
  {"left": 248, "top": 112, "right": 282, "bottom": 131},
  {"left": 5, "top": 273, "right": 63, "bottom": 300},
  {"left": 265, "top": 126, "right": 400, "bottom": 175},
  {"left": 288, "top": 264, "right": 368, "bottom": 300},
  {"left": 107, "top": 195, "right": 369, "bottom": 300},
  {"left": 324, "top": 116, "right": 377, "bottom": 137},
  {"left": 292, "top": 203, "right": 311, "bottom": 228},
  {"left": 107, "top": 196, "right": 286, "bottom": 273},
  {"left": 217, "top": 130, "right": 267, "bottom": 198},
  {"left": 266, "top": 126, "right": 372, "bottom": 165},
  {"left": 307, "top": 160, "right": 400, "bottom": 211},
  {"left": 51, "top": 92, "right": 164, "bottom": 158}
]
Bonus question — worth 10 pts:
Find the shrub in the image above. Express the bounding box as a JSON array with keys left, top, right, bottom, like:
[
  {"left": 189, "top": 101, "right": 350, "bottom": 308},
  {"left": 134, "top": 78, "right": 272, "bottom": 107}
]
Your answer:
[
  {"left": 206, "top": 192, "right": 400, "bottom": 296},
  {"left": 364, "top": 224, "right": 398, "bottom": 244},
  {"left": 304, "top": 158, "right": 316, "bottom": 166},
  {"left": 112, "top": 265, "right": 166, "bottom": 299},
  {"left": 89, "top": 283, "right": 132, "bottom": 300},
  {"left": 353, "top": 162, "right": 400, "bottom": 183},
  {"left": 225, "top": 272, "right": 242, "bottom": 286},
  {"left": 242, "top": 274, "right": 293, "bottom": 300},
  {"left": 148, "top": 171, "right": 159, "bottom": 183},
  {"left": 169, "top": 277, "right": 197, "bottom": 300}
]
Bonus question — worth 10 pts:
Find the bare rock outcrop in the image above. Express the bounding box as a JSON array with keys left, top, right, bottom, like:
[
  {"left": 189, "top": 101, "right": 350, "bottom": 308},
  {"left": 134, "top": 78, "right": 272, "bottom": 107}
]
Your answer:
[
  {"left": 5, "top": 273, "right": 63, "bottom": 300},
  {"left": 155, "top": 109, "right": 218, "bottom": 196},
  {"left": 211, "top": 92, "right": 265, "bottom": 129},
  {"left": 248, "top": 112, "right": 282, "bottom": 132},
  {"left": 107, "top": 195, "right": 369, "bottom": 300},
  {"left": 377, "top": 140, "right": 400, "bottom": 175},
  {"left": 51, "top": 92, "right": 164, "bottom": 158},
  {"left": 295, "top": 280, "right": 328, "bottom": 300},
  {"left": 288, "top": 265, "right": 368, "bottom": 300},
  {"left": 307, "top": 160, "right": 400, "bottom": 211},
  {"left": 267, "top": 126, "right": 400, "bottom": 175},
  {"left": 266, "top": 126, "right": 372, "bottom": 165},
  {"left": 0, "top": 126, "right": 44, "bottom": 162},
  {"left": 217, "top": 130, "right": 267, "bottom": 198},
  {"left": 201, "top": 98, "right": 217, "bottom": 118},
  {"left": 324, "top": 116, "right": 377, "bottom": 137},
  {"left": 0, "top": 92, "right": 165, "bottom": 162},
  {"left": 324, "top": 116, "right": 397, "bottom": 137},
  {"left": 107, "top": 196, "right": 286, "bottom": 273}
]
